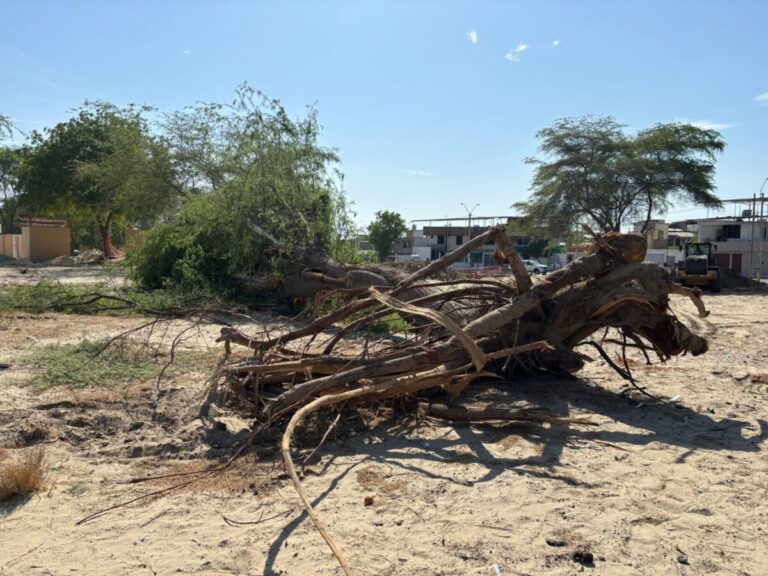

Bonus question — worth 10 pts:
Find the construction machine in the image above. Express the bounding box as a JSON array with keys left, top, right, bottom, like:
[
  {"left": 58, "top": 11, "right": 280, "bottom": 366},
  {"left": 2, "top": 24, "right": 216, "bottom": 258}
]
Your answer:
[{"left": 673, "top": 242, "right": 721, "bottom": 293}]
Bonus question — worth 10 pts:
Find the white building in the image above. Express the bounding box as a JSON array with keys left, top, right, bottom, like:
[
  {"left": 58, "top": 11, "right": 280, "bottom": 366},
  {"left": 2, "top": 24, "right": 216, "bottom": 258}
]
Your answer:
[{"left": 697, "top": 218, "right": 768, "bottom": 278}]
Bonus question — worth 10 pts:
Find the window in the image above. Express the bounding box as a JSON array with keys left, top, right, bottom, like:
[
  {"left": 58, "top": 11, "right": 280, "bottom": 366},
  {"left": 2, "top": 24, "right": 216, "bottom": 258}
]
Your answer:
[
  {"left": 455, "top": 235, "right": 463, "bottom": 245},
  {"left": 437, "top": 235, "right": 445, "bottom": 244}
]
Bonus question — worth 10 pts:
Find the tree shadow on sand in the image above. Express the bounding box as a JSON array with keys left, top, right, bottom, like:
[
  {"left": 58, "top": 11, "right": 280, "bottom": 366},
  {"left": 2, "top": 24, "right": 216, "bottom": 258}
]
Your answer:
[{"left": 260, "top": 375, "right": 766, "bottom": 575}]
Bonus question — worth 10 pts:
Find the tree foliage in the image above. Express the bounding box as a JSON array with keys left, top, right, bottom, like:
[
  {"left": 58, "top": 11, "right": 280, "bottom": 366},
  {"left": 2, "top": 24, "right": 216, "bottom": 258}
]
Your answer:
[
  {"left": 18, "top": 103, "right": 177, "bottom": 254},
  {"left": 0, "top": 115, "right": 13, "bottom": 139},
  {"left": 129, "top": 85, "right": 350, "bottom": 291},
  {"left": 515, "top": 116, "right": 725, "bottom": 235},
  {"left": 0, "top": 146, "right": 22, "bottom": 234},
  {"left": 367, "top": 210, "right": 407, "bottom": 262}
]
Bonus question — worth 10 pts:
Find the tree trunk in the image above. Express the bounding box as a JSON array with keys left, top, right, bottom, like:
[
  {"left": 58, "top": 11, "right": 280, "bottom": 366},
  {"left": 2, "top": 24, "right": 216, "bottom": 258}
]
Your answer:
[
  {"left": 640, "top": 191, "right": 654, "bottom": 234},
  {"left": 213, "top": 224, "right": 708, "bottom": 420},
  {"left": 99, "top": 211, "right": 117, "bottom": 259}
]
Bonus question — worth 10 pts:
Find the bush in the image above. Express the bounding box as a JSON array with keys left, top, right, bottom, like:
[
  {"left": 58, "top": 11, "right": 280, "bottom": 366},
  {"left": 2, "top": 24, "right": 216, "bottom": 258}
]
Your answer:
[
  {"left": 0, "top": 447, "right": 46, "bottom": 502},
  {"left": 127, "top": 181, "right": 342, "bottom": 293}
]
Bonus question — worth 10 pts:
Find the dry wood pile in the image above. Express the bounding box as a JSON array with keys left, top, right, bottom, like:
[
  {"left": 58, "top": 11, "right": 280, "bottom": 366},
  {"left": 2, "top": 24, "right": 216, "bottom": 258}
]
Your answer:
[{"left": 201, "top": 223, "right": 710, "bottom": 574}]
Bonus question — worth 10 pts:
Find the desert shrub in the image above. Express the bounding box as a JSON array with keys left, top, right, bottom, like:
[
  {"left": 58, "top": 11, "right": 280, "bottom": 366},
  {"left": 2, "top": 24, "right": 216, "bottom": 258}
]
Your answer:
[{"left": 0, "top": 447, "right": 46, "bottom": 502}]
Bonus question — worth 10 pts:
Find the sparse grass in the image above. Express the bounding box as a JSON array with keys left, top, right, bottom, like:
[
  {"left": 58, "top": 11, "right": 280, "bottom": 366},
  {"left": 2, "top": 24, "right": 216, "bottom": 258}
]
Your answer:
[
  {"left": 0, "top": 281, "right": 214, "bottom": 316},
  {"left": 0, "top": 447, "right": 46, "bottom": 502},
  {"left": 19, "top": 337, "right": 221, "bottom": 390},
  {"left": 367, "top": 312, "right": 412, "bottom": 335}
]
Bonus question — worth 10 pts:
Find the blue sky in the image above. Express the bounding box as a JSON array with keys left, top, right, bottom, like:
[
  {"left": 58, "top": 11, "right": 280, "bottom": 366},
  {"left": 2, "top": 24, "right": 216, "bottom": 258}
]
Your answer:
[{"left": 2, "top": 0, "right": 768, "bottom": 227}]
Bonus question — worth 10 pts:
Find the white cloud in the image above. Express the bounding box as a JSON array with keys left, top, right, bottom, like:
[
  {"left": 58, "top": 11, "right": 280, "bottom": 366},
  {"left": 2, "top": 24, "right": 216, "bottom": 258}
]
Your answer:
[
  {"left": 466, "top": 29, "right": 478, "bottom": 44},
  {"left": 504, "top": 43, "right": 528, "bottom": 62},
  {"left": 181, "top": 49, "right": 191, "bottom": 55},
  {"left": 552, "top": 39, "right": 561, "bottom": 47},
  {"left": 399, "top": 169, "right": 433, "bottom": 177},
  {"left": 676, "top": 119, "right": 737, "bottom": 131},
  {"left": 754, "top": 92, "right": 768, "bottom": 105}
]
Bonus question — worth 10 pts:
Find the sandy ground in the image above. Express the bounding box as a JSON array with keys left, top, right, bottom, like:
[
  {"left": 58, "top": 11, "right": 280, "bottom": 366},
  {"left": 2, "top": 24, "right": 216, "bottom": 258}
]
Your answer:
[
  {"left": 0, "top": 291, "right": 767, "bottom": 576},
  {"left": 0, "top": 262, "right": 126, "bottom": 287}
]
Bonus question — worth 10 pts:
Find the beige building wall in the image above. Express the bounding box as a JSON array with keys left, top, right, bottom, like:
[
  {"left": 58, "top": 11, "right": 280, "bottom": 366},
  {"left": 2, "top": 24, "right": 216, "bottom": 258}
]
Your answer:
[
  {"left": 0, "top": 234, "right": 16, "bottom": 257},
  {"left": 23, "top": 225, "right": 71, "bottom": 262},
  {"left": 20, "top": 227, "right": 31, "bottom": 259}
]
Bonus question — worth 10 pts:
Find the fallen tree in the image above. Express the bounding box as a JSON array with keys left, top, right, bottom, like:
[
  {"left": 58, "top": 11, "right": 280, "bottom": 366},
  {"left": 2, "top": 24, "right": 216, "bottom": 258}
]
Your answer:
[{"left": 197, "top": 223, "right": 710, "bottom": 574}]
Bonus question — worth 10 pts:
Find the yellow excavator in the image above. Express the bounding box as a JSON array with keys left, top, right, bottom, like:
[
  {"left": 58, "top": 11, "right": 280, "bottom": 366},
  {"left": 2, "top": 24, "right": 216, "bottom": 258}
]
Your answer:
[{"left": 672, "top": 242, "right": 721, "bottom": 293}]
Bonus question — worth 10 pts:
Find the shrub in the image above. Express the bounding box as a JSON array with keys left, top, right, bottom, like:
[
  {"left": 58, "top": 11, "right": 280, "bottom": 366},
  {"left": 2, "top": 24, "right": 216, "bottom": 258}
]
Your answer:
[{"left": 0, "top": 447, "right": 46, "bottom": 502}]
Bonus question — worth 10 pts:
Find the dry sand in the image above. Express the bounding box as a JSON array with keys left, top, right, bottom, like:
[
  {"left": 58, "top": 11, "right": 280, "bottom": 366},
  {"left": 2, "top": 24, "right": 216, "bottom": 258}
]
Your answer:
[
  {"left": 0, "top": 262, "right": 126, "bottom": 287},
  {"left": 0, "top": 291, "right": 767, "bottom": 575}
]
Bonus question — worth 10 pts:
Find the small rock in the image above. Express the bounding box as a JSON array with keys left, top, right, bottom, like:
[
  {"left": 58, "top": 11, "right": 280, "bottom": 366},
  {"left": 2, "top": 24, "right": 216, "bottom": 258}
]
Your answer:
[
  {"left": 364, "top": 495, "right": 374, "bottom": 506},
  {"left": 677, "top": 553, "right": 689, "bottom": 565},
  {"left": 572, "top": 546, "right": 594, "bottom": 564},
  {"left": 546, "top": 537, "right": 567, "bottom": 547}
]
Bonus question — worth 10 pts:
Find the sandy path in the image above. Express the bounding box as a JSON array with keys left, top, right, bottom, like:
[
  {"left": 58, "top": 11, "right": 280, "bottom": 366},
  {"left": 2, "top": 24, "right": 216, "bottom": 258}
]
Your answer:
[{"left": 1, "top": 293, "right": 767, "bottom": 575}]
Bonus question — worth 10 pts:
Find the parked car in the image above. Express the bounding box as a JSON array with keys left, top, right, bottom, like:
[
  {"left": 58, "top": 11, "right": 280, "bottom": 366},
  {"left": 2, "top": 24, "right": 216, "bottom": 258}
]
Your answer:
[{"left": 522, "top": 259, "right": 548, "bottom": 274}]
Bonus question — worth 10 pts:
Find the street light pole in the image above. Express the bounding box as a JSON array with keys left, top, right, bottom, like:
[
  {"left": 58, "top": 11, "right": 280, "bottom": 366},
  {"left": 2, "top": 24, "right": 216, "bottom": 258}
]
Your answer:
[
  {"left": 758, "top": 178, "right": 768, "bottom": 280},
  {"left": 460, "top": 202, "right": 479, "bottom": 264}
]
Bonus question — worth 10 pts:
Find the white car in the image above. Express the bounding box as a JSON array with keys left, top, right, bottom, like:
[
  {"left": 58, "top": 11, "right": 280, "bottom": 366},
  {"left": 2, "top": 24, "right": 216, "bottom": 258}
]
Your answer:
[{"left": 522, "top": 259, "right": 548, "bottom": 274}]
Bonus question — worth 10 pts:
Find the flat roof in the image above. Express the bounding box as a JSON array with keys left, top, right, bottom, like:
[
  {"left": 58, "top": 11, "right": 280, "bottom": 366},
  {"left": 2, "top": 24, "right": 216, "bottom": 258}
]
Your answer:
[{"left": 410, "top": 216, "right": 517, "bottom": 223}]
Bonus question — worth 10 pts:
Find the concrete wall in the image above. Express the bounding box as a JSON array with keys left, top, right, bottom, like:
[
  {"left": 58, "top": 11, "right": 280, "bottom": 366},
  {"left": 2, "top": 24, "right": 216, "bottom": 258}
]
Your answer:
[
  {"left": 0, "top": 234, "right": 20, "bottom": 258},
  {"left": 22, "top": 225, "right": 71, "bottom": 262}
]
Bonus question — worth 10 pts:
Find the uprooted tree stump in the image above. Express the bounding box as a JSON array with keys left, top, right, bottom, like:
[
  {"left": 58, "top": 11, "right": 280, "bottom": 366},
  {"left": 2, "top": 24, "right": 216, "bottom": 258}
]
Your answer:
[{"left": 197, "top": 223, "right": 710, "bottom": 574}]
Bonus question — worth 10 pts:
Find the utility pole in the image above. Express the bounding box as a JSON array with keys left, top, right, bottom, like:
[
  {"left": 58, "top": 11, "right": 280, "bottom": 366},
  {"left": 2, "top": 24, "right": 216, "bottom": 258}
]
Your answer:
[
  {"left": 750, "top": 193, "right": 757, "bottom": 279},
  {"left": 758, "top": 179, "right": 767, "bottom": 280},
  {"left": 460, "top": 202, "right": 479, "bottom": 265}
]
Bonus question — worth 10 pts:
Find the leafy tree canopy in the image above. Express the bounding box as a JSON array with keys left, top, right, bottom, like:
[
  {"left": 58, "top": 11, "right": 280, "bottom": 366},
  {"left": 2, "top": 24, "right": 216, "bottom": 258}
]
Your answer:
[
  {"left": 18, "top": 102, "right": 177, "bottom": 254},
  {"left": 0, "top": 146, "right": 23, "bottom": 234},
  {"left": 130, "top": 85, "right": 353, "bottom": 290},
  {"left": 515, "top": 116, "right": 725, "bottom": 235},
  {"left": 0, "top": 115, "right": 13, "bottom": 139},
  {"left": 368, "top": 210, "right": 407, "bottom": 262}
]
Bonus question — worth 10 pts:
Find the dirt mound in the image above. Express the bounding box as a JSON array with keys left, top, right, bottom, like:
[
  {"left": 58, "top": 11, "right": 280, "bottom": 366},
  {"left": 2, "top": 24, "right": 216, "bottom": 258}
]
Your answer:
[
  {"left": 48, "top": 255, "right": 77, "bottom": 266},
  {"left": 720, "top": 268, "right": 766, "bottom": 290},
  {"left": 74, "top": 249, "right": 106, "bottom": 265}
]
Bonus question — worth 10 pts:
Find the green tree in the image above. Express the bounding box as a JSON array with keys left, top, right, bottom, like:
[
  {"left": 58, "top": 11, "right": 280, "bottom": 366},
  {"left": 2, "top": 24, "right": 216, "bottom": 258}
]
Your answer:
[
  {"left": 515, "top": 116, "right": 724, "bottom": 235},
  {"left": 130, "top": 86, "right": 351, "bottom": 290},
  {"left": 0, "top": 115, "right": 13, "bottom": 139},
  {"left": 18, "top": 103, "right": 177, "bottom": 256},
  {"left": 0, "top": 146, "right": 23, "bottom": 234},
  {"left": 368, "top": 210, "right": 406, "bottom": 262}
]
